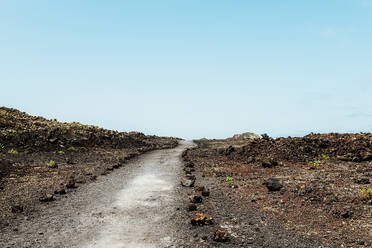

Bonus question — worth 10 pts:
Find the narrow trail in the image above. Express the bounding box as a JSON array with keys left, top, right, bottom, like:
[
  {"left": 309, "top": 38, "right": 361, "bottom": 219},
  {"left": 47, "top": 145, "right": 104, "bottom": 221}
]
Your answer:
[{"left": 1, "top": 141, "right": 194, "bottom": 248}]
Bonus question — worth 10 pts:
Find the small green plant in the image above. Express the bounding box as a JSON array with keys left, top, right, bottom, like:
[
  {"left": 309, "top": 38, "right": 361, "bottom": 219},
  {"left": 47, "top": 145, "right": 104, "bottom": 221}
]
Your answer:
[
  {"left": 47, "top": 160, "right": 57, "bottom": 168},
  {"left": 359, "top": 188, "right": 372, "bottom": 201},
  {"left": 57, "top": 150, "right": 65, "bottom": 155},
  {"left": 8, "top": 149, "right": 18, "bottom": 155},
  {"left": 321, "top": 154, "right": 330, "bottom": 160},
  {"left": 67, "top": 146, "right": 75, "bottom": 151},
  {"left": 309, "top": 160, "right": 321, "bottom": 169},
  {"left": 226, "top": 176, "right": 234, "bottom": 185}
]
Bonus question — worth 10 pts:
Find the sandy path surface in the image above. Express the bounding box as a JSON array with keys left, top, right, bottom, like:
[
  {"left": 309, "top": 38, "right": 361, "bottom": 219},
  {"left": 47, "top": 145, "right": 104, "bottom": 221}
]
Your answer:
[{"left": 1, "top": 141, "right": 194, "bottom": 248}]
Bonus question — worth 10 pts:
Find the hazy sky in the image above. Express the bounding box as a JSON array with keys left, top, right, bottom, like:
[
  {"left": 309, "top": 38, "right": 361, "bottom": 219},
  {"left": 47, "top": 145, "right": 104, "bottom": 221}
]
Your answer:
[{"left": 1, "top": 1, "right": 372, "bottom": 139}]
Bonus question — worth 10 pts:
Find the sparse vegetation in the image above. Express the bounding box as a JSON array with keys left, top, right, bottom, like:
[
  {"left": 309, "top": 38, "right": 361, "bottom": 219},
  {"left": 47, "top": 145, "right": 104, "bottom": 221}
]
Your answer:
[
  {"left": 321, "top": 154, "right": 330, "bottom": 160},
  {"left": 0, "top": 107, "right": 178, "bottom": 152},
  {"left": 67, "top": 146, "right": 75, "bottom": 151},
  {"left": 7, "top": 149, "right": 18, "bottom": 155},
  {"left": 0, "top": 106, "right": 179, "bottom": 241},
  {"left": 359, "top": 188, "right": 372, "bottom": 201},
  {"left": 309, "top": 160, "right": 321, "bottom": 169},
  {"left": 47, "top": 160, "right": 57, "bottom": 168},
  {"left": 226, "top": 176, "right": 234, "bottom": 185},
  {"left": 186, "top": 134, "right": 372, "bottom": 246}
]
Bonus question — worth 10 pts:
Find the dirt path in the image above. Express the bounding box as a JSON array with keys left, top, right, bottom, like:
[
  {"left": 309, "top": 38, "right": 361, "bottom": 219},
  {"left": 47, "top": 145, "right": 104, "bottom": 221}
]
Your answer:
[
  {"left": 0, "top": 141, "right": 194, "bottom": 248},
  {"left": 1, "top": 140, "right": 338, "bottom": 248}
]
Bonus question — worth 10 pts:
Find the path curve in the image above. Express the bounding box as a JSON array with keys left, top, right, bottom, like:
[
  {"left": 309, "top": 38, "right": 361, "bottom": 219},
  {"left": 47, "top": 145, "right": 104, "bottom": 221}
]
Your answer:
[{"left": 1, "top": 140, "right": 194, "bottom": 248}]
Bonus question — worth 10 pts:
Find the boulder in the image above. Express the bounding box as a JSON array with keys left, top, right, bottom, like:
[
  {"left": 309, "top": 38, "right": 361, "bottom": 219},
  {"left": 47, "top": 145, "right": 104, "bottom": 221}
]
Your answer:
[{"left": 264, "top": 177, "right": 283, "bottom": 191}]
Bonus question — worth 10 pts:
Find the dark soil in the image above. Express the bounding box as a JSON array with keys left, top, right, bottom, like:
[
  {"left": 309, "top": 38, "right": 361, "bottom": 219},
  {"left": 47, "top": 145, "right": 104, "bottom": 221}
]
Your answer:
[
  {"left": 180, "top": 133, "right": 372, "bottom": 247},
  {"left": 0, "top": 142, "right": 194, "bottom": 248},
  {"left": 2, "top": 106, "right": 371, "bottom": 247},
  {"left": 0, "top": 107, "right": 178, "bottom": 229}
]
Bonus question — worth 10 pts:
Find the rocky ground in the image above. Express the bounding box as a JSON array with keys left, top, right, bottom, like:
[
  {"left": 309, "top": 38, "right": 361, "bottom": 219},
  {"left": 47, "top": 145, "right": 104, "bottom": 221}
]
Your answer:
[
  {"left": 180, "top": 133, "right": 372, "bottom": 247},
  {"left": 0, "top": 107, "right": 178, "bottom": 230},
  {"left": 0, "top": 141, "right": 194, "bottom": 248},
  {"left": 2, "top": 107, "right": 372, "bottom": 247}
]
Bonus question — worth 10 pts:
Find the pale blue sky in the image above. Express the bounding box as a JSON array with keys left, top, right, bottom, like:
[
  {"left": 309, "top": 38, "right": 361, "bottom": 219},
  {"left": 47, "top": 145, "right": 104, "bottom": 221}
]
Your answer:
[{"left": 1, "top": 1, "right": 371, "bottom": 139}]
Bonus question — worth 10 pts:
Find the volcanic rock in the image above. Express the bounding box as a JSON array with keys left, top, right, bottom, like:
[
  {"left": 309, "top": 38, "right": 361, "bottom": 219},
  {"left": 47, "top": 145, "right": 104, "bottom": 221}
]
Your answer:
[
  {"left": 213, "top": 229, "right": 230, "bottom": 242},
  {"left": 188, "top": 203, "right": 197, "bottom": 211},
  {"left": 54, "top": 187, "right": 66, "bottom": 195},
  {"left": 11, "top": 205, "right": 24, "bottom": 213},
  {"left": 264, "top": 178, "right": 283, "bottom": 191},
  {"left": 194, "top": 185, "right": 205, "bottom": 191},
  {"left": 262, "top": 159, "right": 278, "bottom": 168},
  {"left": 224, "top": 145, "right": 235, "bottom": 155},
  {"left": 66, "top": 177, "right": 77, "bottom": 188},
  {"left": 354, "top": 178, "right": 370, "bottom": 184},
  {"left": 191, "top": 213, "right": 213, "bottom": 226},
  {"left": 185, "top": 162, "right": 194, "bottom": 168},
  {"left": 181, "top": 178, "right": 195, "bottom": 187},
  {"left": 202, "top": 188, "right": 210, "bottom": 197},
  {"left": 184, "top": 167, "right": 195, "bottom": 173},
  {"left": 189, "top": 195, "right": 203, "bottom": 203}
]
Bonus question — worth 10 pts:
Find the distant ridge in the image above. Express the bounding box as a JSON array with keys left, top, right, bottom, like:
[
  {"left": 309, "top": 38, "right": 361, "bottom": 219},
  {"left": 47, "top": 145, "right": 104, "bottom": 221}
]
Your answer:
[{"left": 230, "top": 132, "right": 261, "bottom": 140}]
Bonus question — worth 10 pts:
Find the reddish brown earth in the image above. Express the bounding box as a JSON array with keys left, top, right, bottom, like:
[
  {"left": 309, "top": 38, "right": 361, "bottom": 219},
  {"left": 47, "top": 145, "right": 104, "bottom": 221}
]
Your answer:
[
  {"left": 0, "top": 107, "right": 178, "bottom": 229},
  {"left": 2, "top": 107, "right": 372, "bottom": 247},
  {"left": 181, "top": 134, "right": 372, "bottom": 247}
]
